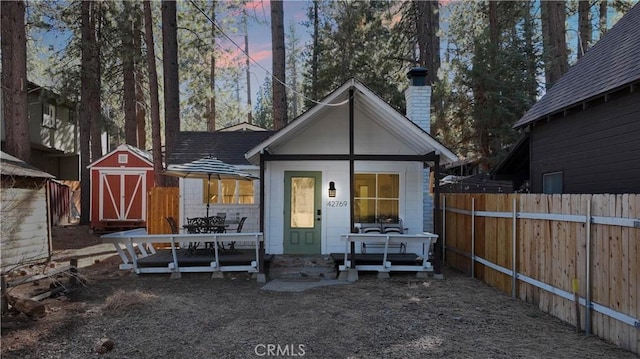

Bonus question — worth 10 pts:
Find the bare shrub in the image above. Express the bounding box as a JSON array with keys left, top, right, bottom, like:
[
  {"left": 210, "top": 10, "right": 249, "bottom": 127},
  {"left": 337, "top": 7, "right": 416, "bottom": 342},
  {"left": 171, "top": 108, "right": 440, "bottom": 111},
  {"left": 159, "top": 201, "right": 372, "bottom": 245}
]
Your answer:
[{"left": 101, "top": 289, "right": 155, "bottom": 312}]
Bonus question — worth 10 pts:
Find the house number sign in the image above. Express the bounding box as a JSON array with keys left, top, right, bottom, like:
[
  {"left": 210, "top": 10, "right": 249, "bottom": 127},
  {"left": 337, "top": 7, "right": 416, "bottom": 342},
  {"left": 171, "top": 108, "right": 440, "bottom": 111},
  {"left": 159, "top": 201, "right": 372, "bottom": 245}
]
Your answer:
[{"left": 327, "top": 201, "right": 348, "bottom": 207}]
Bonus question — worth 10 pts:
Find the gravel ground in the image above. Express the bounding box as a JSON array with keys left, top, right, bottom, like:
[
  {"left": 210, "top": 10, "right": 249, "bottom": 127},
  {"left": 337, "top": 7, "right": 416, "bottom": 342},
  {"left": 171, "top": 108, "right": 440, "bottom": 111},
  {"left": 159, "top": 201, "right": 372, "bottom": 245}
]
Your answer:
[{"left": 1, "top": 225, "right": 636, "bottom": 359}]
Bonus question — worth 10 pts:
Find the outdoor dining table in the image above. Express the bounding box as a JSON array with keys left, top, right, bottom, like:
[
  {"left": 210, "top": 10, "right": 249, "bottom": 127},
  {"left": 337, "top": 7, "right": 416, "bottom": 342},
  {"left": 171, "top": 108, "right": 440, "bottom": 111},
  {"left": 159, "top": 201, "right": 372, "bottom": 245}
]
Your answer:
[
  {"left": 182, "top": 223, "right": 229, "bottom": 234},
  {"left": 182, "top": 217, "right": 241, "bottom": 253}
]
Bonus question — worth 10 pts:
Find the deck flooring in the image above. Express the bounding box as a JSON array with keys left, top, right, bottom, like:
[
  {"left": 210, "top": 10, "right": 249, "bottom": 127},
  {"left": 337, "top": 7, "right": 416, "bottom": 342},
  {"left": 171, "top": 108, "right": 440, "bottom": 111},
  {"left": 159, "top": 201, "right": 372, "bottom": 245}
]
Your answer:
[
  {"left": 329, "top": 252, "right": 424, "bottom": 266},
  {"left": 136, "top": 249, "right": 272, "bottom": 268}
]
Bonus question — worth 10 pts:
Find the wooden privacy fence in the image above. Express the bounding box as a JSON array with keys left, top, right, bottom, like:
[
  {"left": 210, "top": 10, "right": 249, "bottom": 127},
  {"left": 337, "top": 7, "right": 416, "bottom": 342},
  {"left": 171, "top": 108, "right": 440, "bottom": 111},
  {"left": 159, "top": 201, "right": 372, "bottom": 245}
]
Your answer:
[
  {"left": 146, "top": 187, "right": 179, "bottom": 235},
  {"left": 442, "top": 193, "right": 639, "bottom": 354}
]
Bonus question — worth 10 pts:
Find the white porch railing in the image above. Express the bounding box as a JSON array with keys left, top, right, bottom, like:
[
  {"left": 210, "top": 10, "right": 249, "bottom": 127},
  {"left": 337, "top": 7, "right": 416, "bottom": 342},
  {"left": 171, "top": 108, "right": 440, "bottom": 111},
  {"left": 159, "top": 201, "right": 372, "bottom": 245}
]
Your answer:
[
  {"left": 101, "top": 229, "right": 264, "bottom": 277},
  {"left": 338, "top": 232, "right": 438, "bottom": 273}
]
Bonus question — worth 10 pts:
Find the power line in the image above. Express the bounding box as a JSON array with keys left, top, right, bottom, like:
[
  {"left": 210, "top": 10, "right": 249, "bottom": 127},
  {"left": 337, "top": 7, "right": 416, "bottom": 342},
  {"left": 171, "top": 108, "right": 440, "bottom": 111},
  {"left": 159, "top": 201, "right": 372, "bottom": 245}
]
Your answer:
[{"left": 187, "top": 0, "right": 349, "bottom": 108}]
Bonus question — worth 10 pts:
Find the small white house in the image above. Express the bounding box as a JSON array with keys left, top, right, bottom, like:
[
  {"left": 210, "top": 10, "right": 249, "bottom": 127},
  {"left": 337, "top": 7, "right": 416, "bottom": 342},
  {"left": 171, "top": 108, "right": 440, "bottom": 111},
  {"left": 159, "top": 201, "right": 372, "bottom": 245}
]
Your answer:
[
  {"left": 0, "top": 151, "right": 55, "bottom": 272},
  {"left": 246, "top": 70, "right": 457, "bottom": 255},
  {"left": 170, "top": 70, "right": 458, "bottom": 256}
]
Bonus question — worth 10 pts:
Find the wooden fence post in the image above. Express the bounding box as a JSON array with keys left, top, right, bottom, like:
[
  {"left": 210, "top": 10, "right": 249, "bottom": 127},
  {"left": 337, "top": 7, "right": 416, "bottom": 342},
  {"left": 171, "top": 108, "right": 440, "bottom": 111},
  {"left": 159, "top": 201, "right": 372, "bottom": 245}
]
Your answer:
[
  {"left": 585, "top": 198, "right": 592, "bottom": 335},
  {"left": 69, "top": 258, "right": 78, "bottom": 286},
  {"left": 1, "top": 275, "right": 7, "bottom": 314},
  {"left": 442, "top": 195, "right": 446, "bottom": 265},
  {"left": 471, "top": 197, "right": 475, "bottom": 279},
  {"left": 512, "top": 197, "right": 517, "bottom": 298}
]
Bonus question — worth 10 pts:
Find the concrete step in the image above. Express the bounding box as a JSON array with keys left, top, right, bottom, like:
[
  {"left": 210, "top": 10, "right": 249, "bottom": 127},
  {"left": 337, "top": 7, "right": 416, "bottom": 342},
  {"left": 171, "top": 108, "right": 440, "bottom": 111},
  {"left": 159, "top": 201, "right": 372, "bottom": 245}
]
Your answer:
[{"left": 268, "top": 255, "right": 337, "bottom": 279}]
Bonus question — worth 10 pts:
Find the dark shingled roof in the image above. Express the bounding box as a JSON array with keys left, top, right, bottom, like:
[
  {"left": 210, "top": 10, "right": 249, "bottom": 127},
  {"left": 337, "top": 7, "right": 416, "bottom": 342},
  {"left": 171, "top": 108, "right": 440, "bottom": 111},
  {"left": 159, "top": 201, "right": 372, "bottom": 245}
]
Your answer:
[
  {"left": 514, "top": 3, "right": 640, "bottom": 129},
  {"left": 1, "top": 151, "right": 55, "bottom": 179},
  {"left": 168, "top": 131, "right": 275, "bottom": 166}
]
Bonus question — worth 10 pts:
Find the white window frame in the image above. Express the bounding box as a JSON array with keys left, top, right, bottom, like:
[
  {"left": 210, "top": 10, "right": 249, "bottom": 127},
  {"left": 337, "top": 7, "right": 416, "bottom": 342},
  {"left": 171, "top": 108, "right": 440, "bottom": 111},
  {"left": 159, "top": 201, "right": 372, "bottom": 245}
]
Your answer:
[
  {"left": 42, "top": 103, "right": 56, "bottom": 128},
  {"left": 203, "top": 179, "right": 256, "bottom": 205},
  {"left": 354, "top": 172, "right": 400, "bottom": 222}
]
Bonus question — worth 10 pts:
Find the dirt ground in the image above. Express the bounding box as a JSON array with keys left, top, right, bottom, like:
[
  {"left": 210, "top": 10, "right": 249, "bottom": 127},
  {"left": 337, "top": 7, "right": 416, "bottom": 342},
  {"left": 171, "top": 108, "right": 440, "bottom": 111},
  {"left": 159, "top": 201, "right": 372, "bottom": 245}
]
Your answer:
[{"left": 1, "top": 225, "right": 637, "bottom": 359}]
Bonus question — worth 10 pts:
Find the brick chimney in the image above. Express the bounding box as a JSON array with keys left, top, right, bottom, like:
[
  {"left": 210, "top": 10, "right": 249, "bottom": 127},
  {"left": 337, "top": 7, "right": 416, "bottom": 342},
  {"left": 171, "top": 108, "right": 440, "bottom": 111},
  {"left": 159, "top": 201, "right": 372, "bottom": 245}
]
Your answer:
[
  {"left": 405, "top": 67, "right": 431, "bottom": 133},
  {"left": 405, "top": 67, "right": 434, "bottom": 233}
]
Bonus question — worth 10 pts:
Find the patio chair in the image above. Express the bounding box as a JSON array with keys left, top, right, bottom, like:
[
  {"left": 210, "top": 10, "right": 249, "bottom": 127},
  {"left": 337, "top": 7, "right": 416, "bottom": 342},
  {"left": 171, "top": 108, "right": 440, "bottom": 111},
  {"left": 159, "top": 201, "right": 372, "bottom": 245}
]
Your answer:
[
  {"left": 227, "top": 216, "right": 247, "bottom": 253},
  {"left": 185, "top": 217, "right": 209, "bottom": 254},
  {"left": 208, "top": 216, "right": 227, "bottom": 233},
  {"left": 235, "top": 216, "right": 247, "bottom": 233},
  {"left": 382, "top": 218, "right": 404, "bottom": 234},
  {"left": 362, "top": 219, "right": 406, "bottom": 254},
  {"left": 360, "top": 222, "right": 382, "bottom": 233},
  {"left": 165, "top": 216, "right": 179, "bottom": 234}
]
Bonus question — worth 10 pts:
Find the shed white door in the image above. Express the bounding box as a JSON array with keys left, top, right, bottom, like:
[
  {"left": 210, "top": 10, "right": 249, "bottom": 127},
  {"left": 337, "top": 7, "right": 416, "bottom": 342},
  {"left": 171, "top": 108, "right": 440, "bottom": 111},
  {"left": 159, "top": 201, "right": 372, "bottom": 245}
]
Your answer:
[{"left": 99, "top": 171, "right": 146, "bottom": 221}]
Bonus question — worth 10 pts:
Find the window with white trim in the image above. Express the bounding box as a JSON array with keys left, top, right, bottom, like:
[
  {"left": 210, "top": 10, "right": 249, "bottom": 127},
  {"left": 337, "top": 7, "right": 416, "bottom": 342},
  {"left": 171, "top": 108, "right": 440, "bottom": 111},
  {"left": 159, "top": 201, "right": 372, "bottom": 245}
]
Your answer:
[
  {"left": 354, "top": 173, "right": 399, "bottom": 222},
  {"left": 42, "top": 104, "right": 56, "bottom": 128},
  {"left": 203, "top": 179, "right": 255, "bottom": 204}
]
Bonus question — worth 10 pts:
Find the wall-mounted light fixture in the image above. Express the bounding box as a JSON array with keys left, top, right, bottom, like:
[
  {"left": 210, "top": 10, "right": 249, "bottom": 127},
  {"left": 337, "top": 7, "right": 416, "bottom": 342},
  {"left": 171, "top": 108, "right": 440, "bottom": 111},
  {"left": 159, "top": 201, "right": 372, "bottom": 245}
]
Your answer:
[{"left": 328, "top": 181, "right": 336, "bottom": 197}]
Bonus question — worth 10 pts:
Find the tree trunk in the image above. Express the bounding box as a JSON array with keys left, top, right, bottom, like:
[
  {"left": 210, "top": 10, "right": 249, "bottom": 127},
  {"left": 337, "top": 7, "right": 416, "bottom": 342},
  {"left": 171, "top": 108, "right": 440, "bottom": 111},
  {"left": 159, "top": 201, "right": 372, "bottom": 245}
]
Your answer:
[
  {"left": 311, "top": 0, "right": 319, "bottom": 102},
  {"left": 245, "top": 31, "right": 252, "bottom": 124},
  {"left": 89, "top": 2, "right": 102, "bottom": 161},
  {"left": 271, "top": 0, "right": 287, "bottom": 130},
  {"left": 599, "top": 0, "right": 608, "bottom": 36},
  {"left": 79, "top": 0, "right": 92, "bottom": 225},
  {"left": 1, "top": 0, "right": 30, "bottom": 163},
  {"left": 122, "top": 1, "right": 137, "bottom": 146},
  {"left": 415, "top": 0, "right": 440, "bottom": 86},
  {"left": 207, "top": 2, "right": 216, "bottom": 132},
  {"left": 144, "top": 1, "right": 164, "bottom": 187},
  {"left": 134, "top": 9, "right": 146, "bottom": 149},
  {"left": 162, "top": 0, "right": 180, "bottom": 186},
  {"left": 578, "top": 0, "right": 592, "bottom": 58},
  {"left": 542, "top": 1, "right": 568, "bottom": 89}
]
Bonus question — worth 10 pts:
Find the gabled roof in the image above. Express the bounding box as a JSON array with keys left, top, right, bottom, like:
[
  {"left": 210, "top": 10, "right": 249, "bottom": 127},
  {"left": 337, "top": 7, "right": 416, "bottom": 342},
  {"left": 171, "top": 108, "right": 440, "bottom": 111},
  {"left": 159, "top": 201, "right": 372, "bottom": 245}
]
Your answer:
[
  {"left": 514, "top": 3, "right": 640, "bottom": 129},
  {"left": 168, "top": 131, "right": 275, "bottom": 166},
  {"left": 87, "top": 144, "right": 153, "bottom": 168},
  {"left": 0, "top": 151, "right": 55, "bottom": 178},
  {"left": 218, "top": 122, "right": 268, "bottom": 132},
  {"left": 245, "top": 78, "right": 458, "bottom": 165}
]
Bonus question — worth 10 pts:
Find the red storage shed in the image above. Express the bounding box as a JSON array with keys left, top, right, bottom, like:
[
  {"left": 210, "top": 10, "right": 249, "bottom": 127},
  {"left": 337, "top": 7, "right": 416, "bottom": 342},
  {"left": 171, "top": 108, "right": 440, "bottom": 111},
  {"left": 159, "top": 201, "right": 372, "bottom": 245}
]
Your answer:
[{"left": 88, "top": 144, "right": 155, "bottom": 232}]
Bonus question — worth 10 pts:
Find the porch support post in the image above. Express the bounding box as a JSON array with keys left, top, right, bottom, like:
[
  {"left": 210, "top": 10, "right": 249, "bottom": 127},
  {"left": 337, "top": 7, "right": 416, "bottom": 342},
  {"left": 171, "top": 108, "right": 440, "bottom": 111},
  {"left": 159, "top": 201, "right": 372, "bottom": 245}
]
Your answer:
[
  {"left": 348, "top": 88, "right": 358, "bottom": 282},
  {"left": 256, "top": 153, "right": 266, "bottom": 283},
  {"left": 432, "top": 155, "right": 444, "bottom": 279}
]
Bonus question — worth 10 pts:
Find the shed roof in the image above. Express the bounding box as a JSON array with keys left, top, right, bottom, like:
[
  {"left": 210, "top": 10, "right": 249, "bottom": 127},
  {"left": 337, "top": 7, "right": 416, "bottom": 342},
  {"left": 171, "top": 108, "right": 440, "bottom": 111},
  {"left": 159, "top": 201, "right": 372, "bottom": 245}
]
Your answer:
[
  {"left": 245, "top": 78, "right": 458, "bottom": 165},
  {"left": 87, "top": 144, "right": 153, "bottom": 169},
  {"left": 514, "top": 3, "right": 640, "bottom": 129},
  {"left": 0, "top": 151, "right": 55, "bottom": 179},
  {"left": 168, "top": 131, "right": 275, "bottom": 166}
]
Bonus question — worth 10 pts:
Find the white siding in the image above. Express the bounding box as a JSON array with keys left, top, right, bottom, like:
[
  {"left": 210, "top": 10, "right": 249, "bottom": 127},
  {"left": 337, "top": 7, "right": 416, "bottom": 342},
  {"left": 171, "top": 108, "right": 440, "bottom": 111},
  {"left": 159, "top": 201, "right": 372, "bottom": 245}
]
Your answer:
[
  {"left": 272, "top": 104, "right": 423, "bottom": 156},
  {"left": 178, "top": 169, "right": 261, "bottom": 233},
  {"left": 263, "top": 160, "right": 424, "bottom": 255},
  {"left": 273, "top": 105, "right": 350, "bottom": 155},
  {"left": 1, "top": 187, "right": 50, "bottom": 271}
]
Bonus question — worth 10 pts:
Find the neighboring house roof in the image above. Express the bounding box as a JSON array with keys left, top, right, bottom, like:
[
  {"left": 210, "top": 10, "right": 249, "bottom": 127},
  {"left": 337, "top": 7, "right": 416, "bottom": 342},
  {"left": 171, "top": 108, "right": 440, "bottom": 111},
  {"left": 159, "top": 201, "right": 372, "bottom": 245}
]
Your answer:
[
  {"left": 245, "top": 78, "right": 458, "bottom": 165},
  {"left": 87, "top": 144, "right": 153, "bottom": 169},
  {"left": 218, "top": 122, "right": 268, "bottom": 132},
  {"left": 27, "top": 81, "right": 76, "bottom": 107},
  {"left": 514, "top": 3, "right": 640, "bottom": 129},
  {"left": 440, "top": 173, "right": 513, "bottom": 193},
  {"left": 168, "top": 131, "right": 275, "bottom": 166},
  {"left": 491, "top": 134, "right": 530, "bottom": 180},
  {"left": 0, "top": 151, "right": 55, "bottom": 178}
]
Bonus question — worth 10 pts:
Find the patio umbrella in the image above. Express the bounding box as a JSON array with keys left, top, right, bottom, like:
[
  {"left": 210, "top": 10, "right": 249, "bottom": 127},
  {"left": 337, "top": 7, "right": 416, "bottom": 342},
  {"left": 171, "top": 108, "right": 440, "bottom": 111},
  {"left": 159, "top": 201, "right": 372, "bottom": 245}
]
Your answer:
[{"left": 163, "top": 157, "right": 257, "bottom": 217}]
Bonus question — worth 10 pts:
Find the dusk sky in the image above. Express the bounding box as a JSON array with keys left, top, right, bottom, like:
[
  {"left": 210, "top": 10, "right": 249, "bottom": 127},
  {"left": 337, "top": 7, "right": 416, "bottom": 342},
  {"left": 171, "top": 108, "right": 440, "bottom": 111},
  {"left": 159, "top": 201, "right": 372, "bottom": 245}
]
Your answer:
[{"left": 212, "top": 0, "right": 312, "bottom": 104}]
